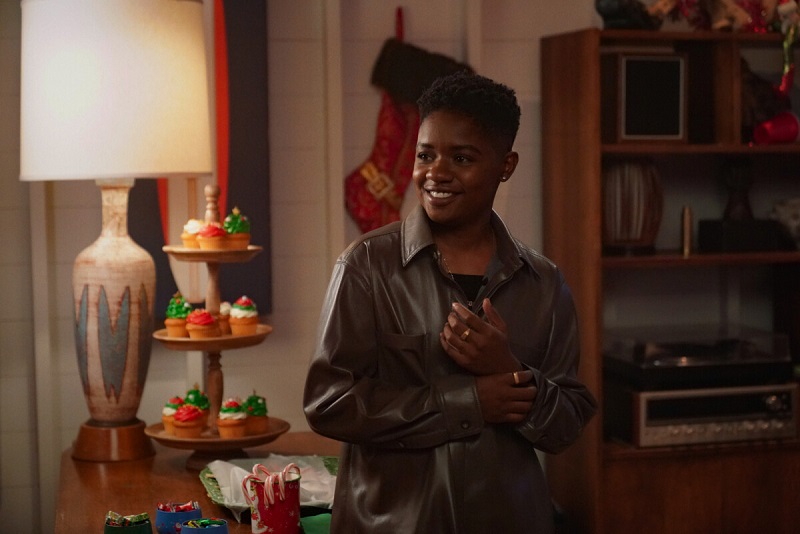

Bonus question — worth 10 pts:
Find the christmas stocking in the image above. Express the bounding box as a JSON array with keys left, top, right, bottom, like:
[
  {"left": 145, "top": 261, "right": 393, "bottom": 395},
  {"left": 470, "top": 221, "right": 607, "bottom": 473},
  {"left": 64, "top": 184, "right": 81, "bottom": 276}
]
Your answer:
[
  {"left": 345, "top": 38, "right": 472, "bottom": 233},
  {"left": 345, "top": 93, "right": 418, "bottom": 233}
]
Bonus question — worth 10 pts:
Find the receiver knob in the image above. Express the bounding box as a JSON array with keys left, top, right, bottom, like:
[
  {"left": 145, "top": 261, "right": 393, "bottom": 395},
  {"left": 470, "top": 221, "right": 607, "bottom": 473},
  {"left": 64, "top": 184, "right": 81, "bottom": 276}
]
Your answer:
[{"left": 764, "top": 394, "right": 782, "bottom": 412}]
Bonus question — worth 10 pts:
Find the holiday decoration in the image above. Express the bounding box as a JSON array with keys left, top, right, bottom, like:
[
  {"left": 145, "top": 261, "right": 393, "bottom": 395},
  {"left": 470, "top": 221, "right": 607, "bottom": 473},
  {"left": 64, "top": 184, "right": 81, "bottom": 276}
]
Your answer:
[{"left": 344, "top": 9, "right": 472, "bottom": 233}]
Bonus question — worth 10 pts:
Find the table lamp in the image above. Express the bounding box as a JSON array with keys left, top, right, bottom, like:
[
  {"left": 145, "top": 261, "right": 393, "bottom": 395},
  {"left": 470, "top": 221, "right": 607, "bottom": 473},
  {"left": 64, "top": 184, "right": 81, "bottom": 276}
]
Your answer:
[{"left": 20, "top": 0, "right": 213, "bottom": 461}]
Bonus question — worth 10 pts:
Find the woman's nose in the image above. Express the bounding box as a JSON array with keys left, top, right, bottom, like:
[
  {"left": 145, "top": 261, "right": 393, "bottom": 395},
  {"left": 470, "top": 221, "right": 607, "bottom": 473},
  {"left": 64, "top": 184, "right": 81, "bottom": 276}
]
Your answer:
[{"left": 425, "top": 159, "right": 449, "bottom": 180}]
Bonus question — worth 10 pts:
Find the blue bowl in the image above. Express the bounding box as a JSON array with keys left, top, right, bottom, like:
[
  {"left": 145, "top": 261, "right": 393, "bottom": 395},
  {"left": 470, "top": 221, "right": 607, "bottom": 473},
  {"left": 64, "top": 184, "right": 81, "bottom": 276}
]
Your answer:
[{"left": 154, "top": 508, "right": 202, "bottom": 534}]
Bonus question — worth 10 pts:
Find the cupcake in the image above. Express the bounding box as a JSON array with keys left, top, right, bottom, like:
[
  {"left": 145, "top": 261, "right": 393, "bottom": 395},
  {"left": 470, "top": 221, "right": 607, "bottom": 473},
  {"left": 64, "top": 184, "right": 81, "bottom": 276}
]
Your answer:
[
  {"left": 161, "top": 396, "right": 184, "bottom": 435},
  {"left": 181, "top": 219, "right": 204, "bottom": 249},
  {"left": 186, "top": 309, "right": 221, "bottom": 339},
  {"left": 244, "top": 390, "right": 269, "bottom": 435},
  {"left": 164, "top": 292, "right": 192, "bottom": 338},
  {"left": 184, "top": 384, "right": 210, "bottom": 428},
  {"left": 196, "top": 223, "right": 226, "bottom": 250},
  {"left": 229, "top": 296, "right": 258, "bottom": 335},
  {"left": 217, "top": 301, "right": 232, "bottom": 336},
  {"left": 216, "top": 397, "right": 247, "bottom": 438},
  {"left": 222, "top": 206, "right": 251, "bottom": 250},
  {"left": 172, "top": 404, "right": 204, "bottom": 438}
]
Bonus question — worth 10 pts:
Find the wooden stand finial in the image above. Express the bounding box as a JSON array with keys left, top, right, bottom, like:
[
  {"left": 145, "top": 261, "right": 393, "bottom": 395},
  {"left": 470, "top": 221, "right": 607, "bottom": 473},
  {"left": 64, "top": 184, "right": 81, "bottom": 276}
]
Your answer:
[{"left": 204, "top": 184, "right": 220, "bottom": 224}]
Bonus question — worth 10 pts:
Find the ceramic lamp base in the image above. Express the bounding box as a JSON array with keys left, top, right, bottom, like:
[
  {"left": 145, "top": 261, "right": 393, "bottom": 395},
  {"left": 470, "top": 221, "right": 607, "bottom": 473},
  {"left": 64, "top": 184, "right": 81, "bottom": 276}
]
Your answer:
[{"left": 72, "top": 419, "right": 155, "bottom": 462}]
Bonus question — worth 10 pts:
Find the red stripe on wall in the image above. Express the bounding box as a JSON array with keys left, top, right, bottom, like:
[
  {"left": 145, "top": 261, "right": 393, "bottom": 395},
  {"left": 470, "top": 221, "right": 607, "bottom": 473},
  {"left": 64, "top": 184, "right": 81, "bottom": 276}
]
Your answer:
[
  {"left": 214, "top": 0, "right": 230, "bottom": 217},
  {"left": 157, "top": 178, "right": 169, "bottom": 243}
]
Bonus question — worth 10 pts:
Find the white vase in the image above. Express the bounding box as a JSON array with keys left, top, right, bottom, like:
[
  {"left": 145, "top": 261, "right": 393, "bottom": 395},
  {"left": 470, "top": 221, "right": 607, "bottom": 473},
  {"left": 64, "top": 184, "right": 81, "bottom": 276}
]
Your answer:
[{"left": 73, "top": 179, "right": 156, "bottom": 424}]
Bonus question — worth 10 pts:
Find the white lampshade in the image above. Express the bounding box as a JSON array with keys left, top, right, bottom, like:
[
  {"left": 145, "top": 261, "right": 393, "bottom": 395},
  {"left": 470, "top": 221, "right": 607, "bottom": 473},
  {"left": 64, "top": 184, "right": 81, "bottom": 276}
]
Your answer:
[{"left": 20, "top": 0, "right": 213, "bottom": 181}]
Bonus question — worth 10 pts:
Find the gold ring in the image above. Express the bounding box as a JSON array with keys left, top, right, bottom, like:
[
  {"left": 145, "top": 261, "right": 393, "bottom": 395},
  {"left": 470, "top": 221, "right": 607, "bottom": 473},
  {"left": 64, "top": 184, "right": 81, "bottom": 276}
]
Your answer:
[
  {"left": 512, "top": 371, "right": 520, "bottom": 385},
  {"left": 460, "top": 328, "right": 471, "bottom": 341}
]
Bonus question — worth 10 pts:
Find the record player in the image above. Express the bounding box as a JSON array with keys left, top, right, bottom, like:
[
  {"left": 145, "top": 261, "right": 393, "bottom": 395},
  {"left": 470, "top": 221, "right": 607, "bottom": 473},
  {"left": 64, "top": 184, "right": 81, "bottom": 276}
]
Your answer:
[
  {"left": 603, "top": 325, "right": 798, "bottom": 447},
  {"left": 603, "top": 324, "right": 793, "bottom": 390}
]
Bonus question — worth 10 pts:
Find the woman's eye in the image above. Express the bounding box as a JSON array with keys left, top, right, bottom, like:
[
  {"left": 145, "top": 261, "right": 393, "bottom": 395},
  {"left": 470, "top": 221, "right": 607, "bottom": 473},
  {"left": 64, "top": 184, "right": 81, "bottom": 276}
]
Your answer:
[{"left": 416, "top": 152, "right": 432, "bottom": 162}]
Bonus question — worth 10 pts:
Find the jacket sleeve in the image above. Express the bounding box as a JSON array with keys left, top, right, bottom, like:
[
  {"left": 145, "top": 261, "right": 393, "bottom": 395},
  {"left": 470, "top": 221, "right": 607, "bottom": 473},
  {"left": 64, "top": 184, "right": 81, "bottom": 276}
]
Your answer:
[
  {"left": 515, "top": 271, "right": 597, "bottom": 454},
  {"left": 303, "top": 258, "right": 483, "bottom": 449}
]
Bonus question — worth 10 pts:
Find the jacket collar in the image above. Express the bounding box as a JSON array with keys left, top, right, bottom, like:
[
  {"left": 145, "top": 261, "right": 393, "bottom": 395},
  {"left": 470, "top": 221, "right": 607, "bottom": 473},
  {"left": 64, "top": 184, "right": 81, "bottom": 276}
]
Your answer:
[{"left": 400, "top": 205, "right": 533, "bottom": 276}]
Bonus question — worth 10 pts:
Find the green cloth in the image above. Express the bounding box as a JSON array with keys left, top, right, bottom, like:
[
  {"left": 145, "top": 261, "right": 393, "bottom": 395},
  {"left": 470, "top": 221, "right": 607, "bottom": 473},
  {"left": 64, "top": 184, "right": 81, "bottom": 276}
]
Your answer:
[{"left": 300, "top": 513, "right": 331, "bottom": 534}]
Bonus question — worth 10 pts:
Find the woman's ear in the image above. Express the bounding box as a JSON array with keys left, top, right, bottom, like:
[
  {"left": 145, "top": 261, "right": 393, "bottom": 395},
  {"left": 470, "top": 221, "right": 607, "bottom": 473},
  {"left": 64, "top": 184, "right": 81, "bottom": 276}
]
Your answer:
[{"left": 501, "top": 151, "right": 519, "bottom": 182}]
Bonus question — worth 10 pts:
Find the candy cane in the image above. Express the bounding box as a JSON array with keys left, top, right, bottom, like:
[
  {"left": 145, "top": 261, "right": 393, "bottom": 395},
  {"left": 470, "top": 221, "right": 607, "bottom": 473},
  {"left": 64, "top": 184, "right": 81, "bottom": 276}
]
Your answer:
[
  {"left": 242, "top": 463, "right": 273, "bottom": 507},
  {"left": 242, "top": 462, "right": 301, "bottom": 509},
  {"left": 241, "top": 472, "right": 260, "bottom": 508}
]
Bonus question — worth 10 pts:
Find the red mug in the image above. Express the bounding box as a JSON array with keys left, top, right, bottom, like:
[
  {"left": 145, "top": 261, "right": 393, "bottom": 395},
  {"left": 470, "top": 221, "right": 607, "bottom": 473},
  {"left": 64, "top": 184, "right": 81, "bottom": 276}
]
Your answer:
[{"left": 242, "top": 463, "right": 301, "bottom": 534}]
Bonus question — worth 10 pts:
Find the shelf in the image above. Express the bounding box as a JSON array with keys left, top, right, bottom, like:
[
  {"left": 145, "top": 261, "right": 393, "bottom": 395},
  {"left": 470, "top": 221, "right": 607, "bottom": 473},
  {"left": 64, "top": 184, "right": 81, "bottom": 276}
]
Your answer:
[
  {"left": 144, "top": 418, "right": 290, "bottom": 452},
  {"left": 602, "top": 250, "right": 800, "bottom": 268},
  {"left": 602, "top": 143, "right": 800, "bottom": 155},
  {"left": 595, "top": 28, "right": 786, "bottom": 45},
  {"left": 604, "top": 437, "right": 800, "bottom": 461},
  {"left": 153, "top": 324, "right": 273, "bottom": 351},
  {"left": 162, "top": 245, "right": 263, "bottom": 263},
  {"left": 145, "top": 418, "right": 291, "bottom": 470}
]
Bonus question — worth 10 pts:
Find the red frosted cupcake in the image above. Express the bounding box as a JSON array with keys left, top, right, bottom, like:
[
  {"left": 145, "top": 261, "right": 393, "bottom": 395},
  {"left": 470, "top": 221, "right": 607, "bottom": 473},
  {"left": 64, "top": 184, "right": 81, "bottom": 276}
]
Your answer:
[
  {"left": 172, "top": 404, "right": 204, "bottom": 438},
  {"left": 196, "top": 223, "right": 226, "bottom": 250},
  {"left": 186, "top": 309, "right": 221, "bottom": 339}
]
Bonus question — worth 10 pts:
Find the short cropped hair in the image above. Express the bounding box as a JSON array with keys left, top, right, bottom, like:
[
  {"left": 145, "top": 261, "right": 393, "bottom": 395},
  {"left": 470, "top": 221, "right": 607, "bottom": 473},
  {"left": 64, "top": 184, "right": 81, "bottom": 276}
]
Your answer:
[{"left": 417, "top": 71, "right": 521, "bottom": 151}]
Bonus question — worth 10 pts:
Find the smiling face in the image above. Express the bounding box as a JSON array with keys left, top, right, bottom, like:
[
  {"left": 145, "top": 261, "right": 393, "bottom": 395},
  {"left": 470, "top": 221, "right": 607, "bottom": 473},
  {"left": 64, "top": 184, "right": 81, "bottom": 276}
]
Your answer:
[{"left": 413, "top": 110, "right": 518, "bottom": 231}]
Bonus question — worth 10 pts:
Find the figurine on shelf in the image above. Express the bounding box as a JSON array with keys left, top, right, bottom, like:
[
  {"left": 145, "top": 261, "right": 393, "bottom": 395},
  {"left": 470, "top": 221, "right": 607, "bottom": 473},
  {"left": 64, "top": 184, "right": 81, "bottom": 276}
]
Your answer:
[
  {"left": 741, "top": 58, "right": 792, "bottom": 143},
  {"left": 595, "top": 0, "right": 668, "bottom": 29}
]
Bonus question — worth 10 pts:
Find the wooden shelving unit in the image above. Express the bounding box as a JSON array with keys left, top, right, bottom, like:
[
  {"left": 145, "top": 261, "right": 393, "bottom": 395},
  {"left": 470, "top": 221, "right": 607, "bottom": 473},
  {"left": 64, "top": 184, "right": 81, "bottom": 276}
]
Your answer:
[{"left": 541, "top": 28, "right": 800, "bottom": 533}]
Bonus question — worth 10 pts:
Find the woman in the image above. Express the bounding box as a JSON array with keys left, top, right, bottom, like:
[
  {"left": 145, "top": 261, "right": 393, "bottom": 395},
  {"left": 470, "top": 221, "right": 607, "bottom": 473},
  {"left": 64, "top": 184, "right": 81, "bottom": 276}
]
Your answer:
[{"left": 304, "top": 71, "right": 596, "bottom": 533}]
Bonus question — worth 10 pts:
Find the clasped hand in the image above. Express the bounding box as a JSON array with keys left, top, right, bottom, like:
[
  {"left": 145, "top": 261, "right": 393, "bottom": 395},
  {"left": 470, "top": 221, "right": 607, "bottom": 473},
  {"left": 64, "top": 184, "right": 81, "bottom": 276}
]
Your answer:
[{"left": 440, "top": 298, "right": 537, "bottom": 424}]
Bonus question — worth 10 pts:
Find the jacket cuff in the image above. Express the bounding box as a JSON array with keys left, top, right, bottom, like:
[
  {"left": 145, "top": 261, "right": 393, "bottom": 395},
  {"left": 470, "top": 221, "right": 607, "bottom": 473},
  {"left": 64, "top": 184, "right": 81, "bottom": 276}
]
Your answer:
[{"left": 436, "top": 374, "right": 483, "bottom": 439}]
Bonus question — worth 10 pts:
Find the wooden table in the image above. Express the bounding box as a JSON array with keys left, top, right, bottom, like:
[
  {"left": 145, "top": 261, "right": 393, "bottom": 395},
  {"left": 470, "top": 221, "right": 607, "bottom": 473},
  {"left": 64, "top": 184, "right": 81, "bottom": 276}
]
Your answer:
[{"left": 55, "top": 432, "right": 341, "bottom": 533}]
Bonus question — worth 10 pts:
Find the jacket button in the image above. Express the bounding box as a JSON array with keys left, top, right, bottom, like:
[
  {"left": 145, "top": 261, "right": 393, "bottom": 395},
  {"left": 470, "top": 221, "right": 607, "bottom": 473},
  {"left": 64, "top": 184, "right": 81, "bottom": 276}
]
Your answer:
[{"left": 461, "top": 421, "right": 470, "bottom": 429}]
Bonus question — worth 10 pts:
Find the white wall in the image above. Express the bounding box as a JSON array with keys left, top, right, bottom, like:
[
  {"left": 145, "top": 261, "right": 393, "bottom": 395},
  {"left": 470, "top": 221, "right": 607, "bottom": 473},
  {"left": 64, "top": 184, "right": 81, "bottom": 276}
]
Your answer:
[{"left": 0, "top": 0, "right": 599, "bottom": 531}]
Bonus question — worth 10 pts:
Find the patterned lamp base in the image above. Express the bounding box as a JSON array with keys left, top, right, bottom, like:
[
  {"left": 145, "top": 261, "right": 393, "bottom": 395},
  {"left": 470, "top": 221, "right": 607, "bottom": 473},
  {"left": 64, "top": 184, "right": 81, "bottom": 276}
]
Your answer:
[{"left": 71, "top": 179, "right": 156, "bottom": 461}]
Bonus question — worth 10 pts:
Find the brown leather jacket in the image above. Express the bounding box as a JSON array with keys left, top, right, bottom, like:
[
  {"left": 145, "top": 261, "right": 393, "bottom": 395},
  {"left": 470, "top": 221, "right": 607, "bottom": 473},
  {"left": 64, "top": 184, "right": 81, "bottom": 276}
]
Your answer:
[{"left": 304, "top": 206, "right": 597, "bottom": 533}]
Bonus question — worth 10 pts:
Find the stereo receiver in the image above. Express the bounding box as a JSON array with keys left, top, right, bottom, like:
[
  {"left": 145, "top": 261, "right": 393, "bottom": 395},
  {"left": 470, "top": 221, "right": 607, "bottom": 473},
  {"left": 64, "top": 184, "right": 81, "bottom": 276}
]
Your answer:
[{"left": 604, "top": 382, "right": 798, "bottom": 447}]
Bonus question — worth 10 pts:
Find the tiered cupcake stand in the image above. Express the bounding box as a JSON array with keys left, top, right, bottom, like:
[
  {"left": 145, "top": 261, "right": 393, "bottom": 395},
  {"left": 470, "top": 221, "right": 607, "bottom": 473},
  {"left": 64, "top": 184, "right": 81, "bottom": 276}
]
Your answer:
[{"left": 145, "top": 185, "right": 289, "bottom": 469}]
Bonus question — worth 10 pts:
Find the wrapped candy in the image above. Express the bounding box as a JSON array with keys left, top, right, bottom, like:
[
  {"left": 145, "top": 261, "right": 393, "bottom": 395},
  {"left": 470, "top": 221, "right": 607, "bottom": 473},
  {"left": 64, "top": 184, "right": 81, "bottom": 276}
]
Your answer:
[
  {"left": 105, "top": 511, "right": 150, "bottom": 526},
  {"left": 157, "top": 500, "right": 200, "bottom": 513},
  {"left": 182, "top": 518, "right": 228, "bottom": 530},
  {"left": 104, "top": 510, "right": 152, "bottom": 533}
]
